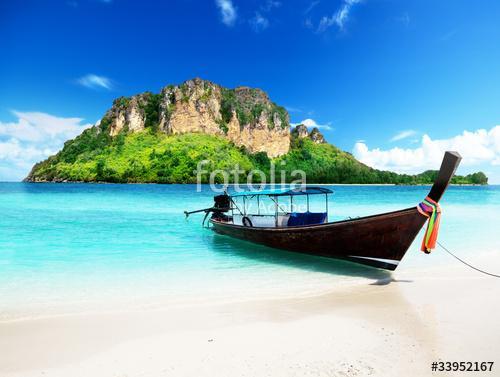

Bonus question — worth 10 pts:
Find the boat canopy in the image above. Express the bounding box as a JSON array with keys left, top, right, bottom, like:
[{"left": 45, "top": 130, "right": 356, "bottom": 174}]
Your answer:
[{"left": 230, "top": 186, "right": 333, "bottom": 197}]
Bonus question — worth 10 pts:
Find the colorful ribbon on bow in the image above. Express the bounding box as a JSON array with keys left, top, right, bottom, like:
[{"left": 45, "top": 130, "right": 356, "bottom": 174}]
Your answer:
[{"left": 416, "top": 196, "right": 441, "bottom": 254}]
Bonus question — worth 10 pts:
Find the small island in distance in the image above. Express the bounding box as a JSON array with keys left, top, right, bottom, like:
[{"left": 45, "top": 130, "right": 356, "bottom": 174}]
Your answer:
[{"left": 25, "top": 78, "right": 487, "bottom": 185}]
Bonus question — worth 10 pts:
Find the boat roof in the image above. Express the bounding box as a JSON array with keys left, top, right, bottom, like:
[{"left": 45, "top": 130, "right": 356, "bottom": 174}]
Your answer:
[{"left": 230, "top": 186, "right": 333, "bottom": 197}]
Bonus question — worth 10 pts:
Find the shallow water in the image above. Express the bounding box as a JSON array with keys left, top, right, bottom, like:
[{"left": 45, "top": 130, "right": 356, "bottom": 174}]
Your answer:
[{"left": 0, "top": 183, "right": 499, "bottom": 319}]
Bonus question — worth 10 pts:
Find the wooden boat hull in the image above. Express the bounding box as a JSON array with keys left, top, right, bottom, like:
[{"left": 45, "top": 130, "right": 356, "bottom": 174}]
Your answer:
[
  {"left": 210, "top": 207, "right": 426, "bottom": 270},
  {"left": 205, "top": 151, "right": 461, "bottom": 271}
]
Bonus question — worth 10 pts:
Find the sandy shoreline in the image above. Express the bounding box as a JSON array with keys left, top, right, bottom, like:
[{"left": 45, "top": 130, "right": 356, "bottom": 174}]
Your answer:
[{"left": 1, "top": 263, "right": 500, "bottom": 377}]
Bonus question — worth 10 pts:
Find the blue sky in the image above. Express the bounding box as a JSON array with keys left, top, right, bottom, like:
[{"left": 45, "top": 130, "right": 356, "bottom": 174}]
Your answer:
[{"left": 1, "top": 0, "right": 499, "bottom": 181}]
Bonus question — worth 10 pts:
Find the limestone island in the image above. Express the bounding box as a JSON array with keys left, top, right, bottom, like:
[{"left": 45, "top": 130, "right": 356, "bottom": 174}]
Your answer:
[{"left": 25, "top": 78, "right": 487, "bottom": 185}]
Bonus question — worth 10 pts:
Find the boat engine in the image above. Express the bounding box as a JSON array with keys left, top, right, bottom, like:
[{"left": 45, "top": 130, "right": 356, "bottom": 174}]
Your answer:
[
  {"left": 213, "top": 194, "right": 230, "bottom": 212},
  {"left": 211, "top": 194, "right": 231, "bottom": 222}
]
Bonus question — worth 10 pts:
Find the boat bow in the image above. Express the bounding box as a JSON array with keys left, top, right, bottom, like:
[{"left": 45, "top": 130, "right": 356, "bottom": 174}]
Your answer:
[{"left": 427, "top": 151, "right": 462, "bottom": 203}]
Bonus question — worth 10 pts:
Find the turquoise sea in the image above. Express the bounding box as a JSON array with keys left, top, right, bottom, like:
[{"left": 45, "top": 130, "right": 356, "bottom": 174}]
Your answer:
[{"left": 1, "top": 183, "right": 499, "bottom": 319}]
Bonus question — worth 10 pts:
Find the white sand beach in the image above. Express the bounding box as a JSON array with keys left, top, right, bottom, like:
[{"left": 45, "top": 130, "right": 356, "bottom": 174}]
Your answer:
[{"left": 1, "top": 262, "right": 499, "bottom": 377}]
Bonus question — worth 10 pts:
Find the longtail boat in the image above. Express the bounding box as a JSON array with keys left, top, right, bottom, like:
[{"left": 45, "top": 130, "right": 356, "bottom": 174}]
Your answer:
[{"left": 185, "top": 151, "right": 462, "bottom": 270}]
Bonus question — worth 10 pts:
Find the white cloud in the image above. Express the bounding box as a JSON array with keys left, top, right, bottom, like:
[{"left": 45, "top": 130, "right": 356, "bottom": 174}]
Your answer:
[
  {"left": 0, "top": 111, "right": 93, "bottom": 181},
  {"left": 304, "top": 17, "right": 314, "bottom": 29},
  {"left": 353, "top": 126, "right": 500, "bottom": 175},
  {"left": 77, "top": 74, "right": 112, "bottom": 90},
  {"left": 305, "top": 0, "right": 320, "bottom": 15},
  {"left": 285, "top": 106, "right": 302, "bottom": 113},
  {"left": 317, "top": 0, "right": 362, "bottom": 32},
  {"left": 390, "top": 129, "right": 417, "bottom": 142},
  {"left": 249, "top": 1, "right": 281, "bottom": 32},
  {"left": 317, "top": 16, "right": 334, "bottom": 33},
  {"left": 0, "top": 111, "right": 90, "bottom": 143},
  {"left": 396, "top": 12, "right": 410, "bottom": 27},
  {"left": 250, "top": 12, "right": 269, "bottom": 32},
  {"left": 262, "top": 0, "right": 281, "bottom": 12},
  {"left": 291, "top": 118, "right": 332, "bottom": 130},
  {"left": 215, "top": 0, "right": 237, "bottom": 27}
]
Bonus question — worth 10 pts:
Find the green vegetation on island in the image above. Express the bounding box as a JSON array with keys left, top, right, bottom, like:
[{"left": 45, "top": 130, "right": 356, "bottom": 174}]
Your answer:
[{"left": 26, "top": 128, "right": 488, "bottom": 185}]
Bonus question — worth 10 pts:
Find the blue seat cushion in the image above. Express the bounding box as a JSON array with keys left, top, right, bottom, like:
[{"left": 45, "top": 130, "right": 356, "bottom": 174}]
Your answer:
[{"left": 287, "top": 212, "right": 327, "bottom": 226}]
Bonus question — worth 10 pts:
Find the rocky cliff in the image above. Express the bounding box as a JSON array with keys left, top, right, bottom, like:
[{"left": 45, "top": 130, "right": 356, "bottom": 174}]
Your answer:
[
  {"left": 291, "top": 124, "right": 325, "bottom": 143},
  {"left": 102, "top": 78, "right": 290, "bottom": 158}
]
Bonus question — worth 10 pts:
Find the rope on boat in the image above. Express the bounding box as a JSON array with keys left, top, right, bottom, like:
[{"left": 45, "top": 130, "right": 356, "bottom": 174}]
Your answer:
[
  {"left": 417, "top": 197, "right": 441, "bottom": 253},
  {"left": 438, "top": 241, "right": 500, "bottom": 278}
]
